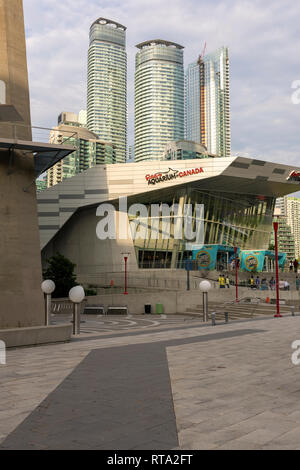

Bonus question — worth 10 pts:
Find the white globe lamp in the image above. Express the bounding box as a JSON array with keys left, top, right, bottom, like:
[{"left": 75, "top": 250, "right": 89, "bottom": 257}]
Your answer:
[
  {"left": 199, "top": 280, "right": 211, "bottom": 321},
  {"left": 199, "top": 280, "right": 211, "bottom": 292},
  {"left": 69, "top": 286, "right": 85, "bottom": 335},
  {"left": 41, "top": 279, "right": 55, "bottom": 295},
  {"left": 69, "top": 285, "right": 85, "bottom": 304},
  {"left": 41, "top": 280, "right": 56, "bottom": 326}
]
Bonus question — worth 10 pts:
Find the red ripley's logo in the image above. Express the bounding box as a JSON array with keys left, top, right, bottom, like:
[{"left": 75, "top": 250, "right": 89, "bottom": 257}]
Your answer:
[
  {"left": 145, "top": 167, "right": 204, "bottom": 185},
  {"left": 287, "top": 170, "right": 300, "bottom": 182}
]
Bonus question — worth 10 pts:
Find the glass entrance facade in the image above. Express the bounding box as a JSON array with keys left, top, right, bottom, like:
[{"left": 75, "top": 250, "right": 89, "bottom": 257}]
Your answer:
[{"left": 125, "top": 187, "right": 275, "bottom": 269}]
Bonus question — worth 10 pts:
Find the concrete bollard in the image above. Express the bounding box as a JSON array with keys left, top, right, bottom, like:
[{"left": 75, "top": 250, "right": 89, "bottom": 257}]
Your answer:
[
  {"left": 291, "top": 306, "right": 295, "bottom": 317},
  {"left": 211, "top": 312, "right": 216, "bottom": 326},
  {"left": 225, "top": 312, "right": 229, "bottom": 323}
]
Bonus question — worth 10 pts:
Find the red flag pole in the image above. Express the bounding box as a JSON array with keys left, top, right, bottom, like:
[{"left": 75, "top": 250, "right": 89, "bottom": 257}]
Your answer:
[
  {"left": 234, "top": 247, "right": 239, "bottom": 302},
  {"left": 273, "top": 222, "right": 281, "bottom": 317},
  {"left": 124, "top": 256, "right": 128, "bottom": 295}
]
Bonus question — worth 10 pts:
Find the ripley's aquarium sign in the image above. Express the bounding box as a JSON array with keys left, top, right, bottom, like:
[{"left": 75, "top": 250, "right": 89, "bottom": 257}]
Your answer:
[
  {"left": 244, "top": 254, "right": 259, "bottom": 271},
  {"left": 287, "top": 170, "right": 300, "bottom": 182},
  {"left": 145, "top": 167, "right": 204, "bottom": 185}
]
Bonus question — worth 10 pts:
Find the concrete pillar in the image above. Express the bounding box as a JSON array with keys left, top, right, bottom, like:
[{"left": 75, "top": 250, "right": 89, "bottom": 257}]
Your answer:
[
  {"left": 0, "top": 0, "right": 32, "bottom": 140},
  {"left": 0, "top": 0, "right": 45, "bottom": 328},
  {"left": 171, "top": 191, "right": 186, "bottom": 269}
]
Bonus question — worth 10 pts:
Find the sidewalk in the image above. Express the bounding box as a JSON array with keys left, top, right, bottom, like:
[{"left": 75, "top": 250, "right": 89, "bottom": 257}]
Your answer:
[{"left": 0, "top": 315, "right": 300, "bottom": 449}]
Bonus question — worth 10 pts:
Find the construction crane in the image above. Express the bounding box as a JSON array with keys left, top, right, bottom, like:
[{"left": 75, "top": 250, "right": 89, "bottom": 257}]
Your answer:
[{"left": 197, "top": 42, "right": 207, "bottom": 65}]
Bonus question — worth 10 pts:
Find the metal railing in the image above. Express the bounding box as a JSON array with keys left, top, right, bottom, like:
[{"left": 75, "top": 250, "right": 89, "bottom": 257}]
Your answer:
[{"left": 0, "top": 122, "right": 78, "bottom": 144}]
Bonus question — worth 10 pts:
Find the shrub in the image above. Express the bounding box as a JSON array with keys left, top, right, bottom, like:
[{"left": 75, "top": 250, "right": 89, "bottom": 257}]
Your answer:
[{"left": 43, "top": 252, "right": 77, "bottom": 298}]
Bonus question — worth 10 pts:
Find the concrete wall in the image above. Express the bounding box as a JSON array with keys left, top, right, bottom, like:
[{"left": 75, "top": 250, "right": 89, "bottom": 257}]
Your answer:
[
  {"left": 84, "top": 287, "right": 300, "bottom": 315},
  {"left": 42, "top": 206, "right": 137, "bottom": 276},
  {"left": 76, "top": 268, "right": 300, "bottom": 293}
]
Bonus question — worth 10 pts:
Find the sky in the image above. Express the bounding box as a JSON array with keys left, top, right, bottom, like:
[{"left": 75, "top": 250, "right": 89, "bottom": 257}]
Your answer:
[{"left": 23, "top": 0, "right": 300, "bottom": 179}]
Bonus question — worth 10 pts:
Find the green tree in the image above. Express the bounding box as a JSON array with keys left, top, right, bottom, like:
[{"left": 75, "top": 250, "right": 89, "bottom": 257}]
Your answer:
[{"left": 43, "top": 252, "right": 77, "bottom": 298}]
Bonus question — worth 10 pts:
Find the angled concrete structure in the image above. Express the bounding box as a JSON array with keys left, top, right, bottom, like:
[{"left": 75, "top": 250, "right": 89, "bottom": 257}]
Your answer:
[{"left": 0, "top": 0, "right": 73, "bottom": 341}]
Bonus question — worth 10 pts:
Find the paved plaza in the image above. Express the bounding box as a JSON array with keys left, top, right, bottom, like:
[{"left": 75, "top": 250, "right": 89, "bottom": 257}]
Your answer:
[{"left": 1, "top": 314, "right": 300, "bottom": 449}]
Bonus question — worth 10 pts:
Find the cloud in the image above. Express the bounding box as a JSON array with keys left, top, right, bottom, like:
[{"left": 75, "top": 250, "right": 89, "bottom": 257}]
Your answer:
[{"left": 23, "top": 0, "right": 300, "bottom": 168}]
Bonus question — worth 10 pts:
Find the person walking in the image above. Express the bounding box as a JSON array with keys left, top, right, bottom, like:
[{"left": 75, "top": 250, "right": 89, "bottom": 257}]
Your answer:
[
  {"left": 250, "top": 275, "right": 254, "bottom": 289},
  {"left": 219, "top": 274, "right": 225, "bottom": 289},
  {"left": 294, "top": 259, "right": 299, "bottom": 273},
  {"left": 269, "top": 276, "right": 275, "bottom": 291},
  {"left": 296, "top": 276, "right": 300, "bottom": 291},
  {"left": 255, "top": 275, "right": 260, "bottom": 290},
  {"left": 290, "top": 260, "right": 294, "bottom": 272},
  {"left": 225, "top": 275, "right": 230, "bottom": 288}
]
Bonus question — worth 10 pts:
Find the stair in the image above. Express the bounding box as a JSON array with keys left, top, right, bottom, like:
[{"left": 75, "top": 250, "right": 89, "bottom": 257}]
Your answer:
[{"left": 186, "top": 301, "right": 297, "bottom": 322}]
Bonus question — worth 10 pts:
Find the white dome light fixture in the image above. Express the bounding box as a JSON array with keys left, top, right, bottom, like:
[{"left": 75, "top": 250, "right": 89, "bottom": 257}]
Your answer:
[
  {"left": 69, "top": 285, "right": 85, "bottom": 304},
  {"left": 199, "top": 280, "right": 211, "bottom": 322},
  {"left": 69, "top": 286, "right": 85, "bottom": 336},
  {"left": 41, "top": 280, "right": 56, "bottom": 326},
  {"left": 41, "top": 279, "right": 55, "bottom": 295},
  {"left": 199, "top": 280, "right": 211, "bottom": 293}
]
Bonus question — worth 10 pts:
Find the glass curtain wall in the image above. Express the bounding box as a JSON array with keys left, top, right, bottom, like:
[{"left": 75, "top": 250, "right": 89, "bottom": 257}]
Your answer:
[{"left": 125, "top": 188, "right": 275, "bottom": 268}]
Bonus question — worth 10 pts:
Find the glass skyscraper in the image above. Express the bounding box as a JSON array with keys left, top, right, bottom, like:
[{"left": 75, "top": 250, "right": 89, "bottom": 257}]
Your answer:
[
  {"left": 185, "top": 47, "right": 231, "bottom": 158},
  {"left": 134, "top": 40, "right": 185, "bottom": 162},
  {"left": 87, "top": 18, "right": 127, "bottom": 163},
  {"left": 47, "top": 112, "right": 116, "bottom": 187}
]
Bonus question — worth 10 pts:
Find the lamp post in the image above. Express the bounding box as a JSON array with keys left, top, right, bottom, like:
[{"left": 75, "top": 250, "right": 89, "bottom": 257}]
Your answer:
[
  {"left": 234, "top": 247, "right": 239, "bottom": 302},
  {"left": 273, "top": 222, "right": 282, "bottom": 318},
  {"left": 185, "top": 258, "right": 191, "bottom": 291},
  {"left": 199, "top": 280, "right": 211, "bottom": 322},
  {"left": 41, "top": 280, "right": 55, "bottom": 326},
  {"left": 69, "top": 285, "right": 85, "bottom": 335},
  {"left": 121, "top": 252, "right": 130, "bottom": 295}
]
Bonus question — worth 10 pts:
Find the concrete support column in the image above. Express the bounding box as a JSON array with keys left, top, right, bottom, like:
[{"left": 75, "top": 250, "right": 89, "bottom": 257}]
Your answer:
[
  {"left": 0, "top": 0, "right": 45, "bottom": 328},
  {"left": 171, "top": 191, "right": 186, "bottom": 269}
]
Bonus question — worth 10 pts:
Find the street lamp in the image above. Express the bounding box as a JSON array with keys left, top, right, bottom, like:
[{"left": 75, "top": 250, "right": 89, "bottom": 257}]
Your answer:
[
  {"left": 41, "top": 279, "right": 55, "bottom": 326},
  {"left": 199, "top": 280, "right": 211, "bottom": 322},
  {"left": 121, "top": 252, "right": 130, "bottom": 295},
  {"left": 234, "top": 247, "right": 239, "bottom": 302},
  {"left": 273, "top": 221, "right": 282, "bottom": 318},
  {"left": 69, "top": 285, "right": 85, "bottom": 335}
]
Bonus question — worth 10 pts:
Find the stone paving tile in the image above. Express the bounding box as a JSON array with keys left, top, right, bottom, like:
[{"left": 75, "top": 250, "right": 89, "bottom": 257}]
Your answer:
[
  {"left": 0, "top": 327, "right": 260, "bottom": 449},
  {"left": 166, "top": 316, "right": 300, "bottom": 450},
  {"left": 1, "top": 316, "right": 300, "bottom": 449},
  {"left": 0, "top": 343, "right": 179, "bottom": 450}
]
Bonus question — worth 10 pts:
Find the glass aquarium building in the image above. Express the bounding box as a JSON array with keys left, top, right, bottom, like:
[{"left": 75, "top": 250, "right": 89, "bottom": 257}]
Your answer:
[{"left": 37, "top": 154, "right": 300, "bottom": 279}]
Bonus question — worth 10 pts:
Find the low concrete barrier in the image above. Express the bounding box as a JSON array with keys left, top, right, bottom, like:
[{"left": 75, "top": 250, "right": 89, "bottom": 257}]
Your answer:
[{"left": 0, "top": 324, "right": 72, "bottom": 348}]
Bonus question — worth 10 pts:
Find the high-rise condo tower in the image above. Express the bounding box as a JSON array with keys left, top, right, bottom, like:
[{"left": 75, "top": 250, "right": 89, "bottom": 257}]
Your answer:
[
  {"left": 87, "top": 18, "right": 127, "bottom": 162},
  {"left": 134, "top": 40, "right": 184, "bottom": 162},
  {"left": 185, "top": 46, "right": 231, "bottom": 157}
]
